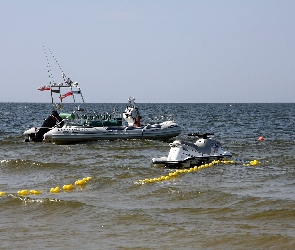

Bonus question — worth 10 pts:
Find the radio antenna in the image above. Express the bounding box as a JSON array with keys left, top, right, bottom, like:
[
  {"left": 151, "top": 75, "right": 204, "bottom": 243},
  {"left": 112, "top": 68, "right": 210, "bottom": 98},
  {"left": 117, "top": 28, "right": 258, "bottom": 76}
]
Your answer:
[
  {"left": 48, "top": 48, "right": 67, "bottom": 85},
  {"left": 43, "top": 46, "right": 55, "bottom": 86}
]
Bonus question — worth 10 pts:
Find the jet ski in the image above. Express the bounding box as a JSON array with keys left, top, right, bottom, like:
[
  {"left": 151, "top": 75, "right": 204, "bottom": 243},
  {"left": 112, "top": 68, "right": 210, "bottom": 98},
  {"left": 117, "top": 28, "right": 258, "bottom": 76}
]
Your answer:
[{"left": 152, "top": 133, "right": 232, "bottom": 168}]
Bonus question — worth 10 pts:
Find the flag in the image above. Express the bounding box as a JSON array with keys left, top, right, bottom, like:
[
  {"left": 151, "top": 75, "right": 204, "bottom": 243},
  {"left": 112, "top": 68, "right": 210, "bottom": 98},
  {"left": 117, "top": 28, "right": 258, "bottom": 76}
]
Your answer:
[
  {"left": 51, "top": 89, "right": 60, "bottom": 93},
  {"left": 38, "top": 85, "right": 51, "bottom": 91},
  {"left": 71, "top": 90, "right": 81, "bottom": 94},
  {"left": 60, "top": 91, "right": 73, "bottom": 100}
]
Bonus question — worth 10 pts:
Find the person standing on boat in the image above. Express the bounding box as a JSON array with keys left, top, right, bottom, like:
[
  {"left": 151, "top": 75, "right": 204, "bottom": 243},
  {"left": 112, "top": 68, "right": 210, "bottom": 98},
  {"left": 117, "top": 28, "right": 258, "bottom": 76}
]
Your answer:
[
  {"left": 123, "top": 105, "right": 141, "bottom": 127},
  {"left": 33, "top": 110, "right": 64, "bottom": 142},
  {"left": 133, "top": 106, "right": 141, "bottom": 127}
]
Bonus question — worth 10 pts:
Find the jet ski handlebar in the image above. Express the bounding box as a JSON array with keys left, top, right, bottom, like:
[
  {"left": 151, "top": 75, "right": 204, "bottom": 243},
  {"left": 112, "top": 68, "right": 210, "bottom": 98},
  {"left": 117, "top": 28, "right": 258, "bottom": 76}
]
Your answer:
[{"left": 187, "top": 133, "right": 214, "bottom": 139}]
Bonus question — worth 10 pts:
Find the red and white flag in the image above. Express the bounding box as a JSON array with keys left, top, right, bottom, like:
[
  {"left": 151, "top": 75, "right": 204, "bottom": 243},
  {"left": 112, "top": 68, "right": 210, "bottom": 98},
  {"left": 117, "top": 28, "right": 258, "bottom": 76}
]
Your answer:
[
  {"left": 38, "top": 85, "right": 51, "bottom": 91},
  {"left": 60, "top": 91, "right": 73, "bottom": 100}
]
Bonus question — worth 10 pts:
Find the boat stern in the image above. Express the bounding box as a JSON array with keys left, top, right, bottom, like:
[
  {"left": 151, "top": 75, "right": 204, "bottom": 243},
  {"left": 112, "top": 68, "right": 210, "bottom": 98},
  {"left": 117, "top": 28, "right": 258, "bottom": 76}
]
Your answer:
[
  {"left": 23, "top": 127, "right": 38, "bottom": 142},
  {"left": 23, "top": 127, "right": 37, "bottom": 136},
  {"left": 152, "top": 156, "right": 168, "bottom": 165},
  {"left": 43, "top": 128, "right": 56, "bottom": 143},
  {"left": 152, "top": 140, "right": 192, "bottom": 168}
]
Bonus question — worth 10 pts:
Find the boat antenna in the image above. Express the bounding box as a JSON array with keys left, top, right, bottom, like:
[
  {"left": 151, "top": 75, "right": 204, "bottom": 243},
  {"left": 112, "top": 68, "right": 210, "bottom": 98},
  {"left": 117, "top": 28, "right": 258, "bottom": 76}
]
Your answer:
[
  {"left": 42, "top": 47, "right": 86, "bottom": 112},
  {"left": 43, "top": 46, "right": 57, "bottom": 108},
  {"left": 48, "top": 48, "right": 77, "bottom": 105},
  {"left": 43, "top": 46, "right": 55, "bottom": 85},
  {"left": 48, "top": 48, "right": 67, "bottom": 85}
]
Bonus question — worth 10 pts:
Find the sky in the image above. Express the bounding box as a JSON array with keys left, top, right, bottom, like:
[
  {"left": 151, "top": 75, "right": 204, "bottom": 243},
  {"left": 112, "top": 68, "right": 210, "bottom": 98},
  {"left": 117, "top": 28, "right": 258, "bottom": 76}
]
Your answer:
[{"left": 1, "top": 0, "right": 295, "bottom": 103}]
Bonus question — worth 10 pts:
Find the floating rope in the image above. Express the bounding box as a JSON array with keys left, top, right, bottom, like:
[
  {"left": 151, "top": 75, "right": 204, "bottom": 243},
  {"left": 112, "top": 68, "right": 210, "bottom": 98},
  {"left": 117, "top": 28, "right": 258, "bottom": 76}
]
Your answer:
[
  {"left": 0, "top": 177, "right": 92, "bottom": 197},
  {"left": 137, "top": 159, "right": 259, "bottom": 184}
]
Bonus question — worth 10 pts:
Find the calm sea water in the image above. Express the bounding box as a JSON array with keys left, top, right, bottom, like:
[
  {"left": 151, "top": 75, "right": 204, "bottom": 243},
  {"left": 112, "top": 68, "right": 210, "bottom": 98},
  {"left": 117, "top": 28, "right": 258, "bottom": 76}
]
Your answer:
[{"left": 0, "top": 102, "right": 295, "bottom": 249}]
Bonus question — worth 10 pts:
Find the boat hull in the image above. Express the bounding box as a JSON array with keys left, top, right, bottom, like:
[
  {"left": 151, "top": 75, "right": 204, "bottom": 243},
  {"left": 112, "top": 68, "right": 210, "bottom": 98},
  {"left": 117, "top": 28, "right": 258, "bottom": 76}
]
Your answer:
[
  {"left": 42, "top": 121, "right": 181, "bottom": 144},
  {"left": 152, "top": 155, "right": 232, "bottom": 168}
]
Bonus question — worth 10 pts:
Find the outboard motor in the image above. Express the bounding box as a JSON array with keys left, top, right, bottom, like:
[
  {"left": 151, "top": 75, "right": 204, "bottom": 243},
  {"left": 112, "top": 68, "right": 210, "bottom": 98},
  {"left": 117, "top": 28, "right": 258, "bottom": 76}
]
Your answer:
[{"left": 27, "top": 110, "right": 64, "bottom": 142}]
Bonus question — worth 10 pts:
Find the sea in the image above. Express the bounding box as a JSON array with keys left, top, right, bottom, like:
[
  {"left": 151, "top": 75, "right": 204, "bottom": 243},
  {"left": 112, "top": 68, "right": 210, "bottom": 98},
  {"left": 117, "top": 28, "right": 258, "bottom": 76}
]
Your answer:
[{"left": 0, "top": 102, "right": 294, "bottom": 250}]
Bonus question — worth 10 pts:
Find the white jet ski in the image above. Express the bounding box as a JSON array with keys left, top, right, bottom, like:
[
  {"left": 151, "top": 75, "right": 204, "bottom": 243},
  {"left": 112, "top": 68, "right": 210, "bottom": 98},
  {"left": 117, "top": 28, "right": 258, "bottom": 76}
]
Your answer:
[{"left": 152, "top": 133, "right": 232, "bottom": 168}]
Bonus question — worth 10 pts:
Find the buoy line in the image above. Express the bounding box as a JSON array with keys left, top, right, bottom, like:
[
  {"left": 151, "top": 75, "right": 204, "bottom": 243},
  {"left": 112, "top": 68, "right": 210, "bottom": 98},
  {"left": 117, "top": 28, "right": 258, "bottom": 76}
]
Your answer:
[
  {"left": 0, "top": 159, "right": 260, "bottom": 195},
  {"left": 0, "top": 176, "right": 92, "bottom": 197},
  {"left": 137, "top": 159, "right": 259, "bottom": 184}
]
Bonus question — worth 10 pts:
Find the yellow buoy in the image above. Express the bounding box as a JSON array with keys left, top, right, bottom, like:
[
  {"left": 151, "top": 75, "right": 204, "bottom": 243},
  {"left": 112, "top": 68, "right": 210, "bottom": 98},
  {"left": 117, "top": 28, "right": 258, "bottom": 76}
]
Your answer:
[
  {"left": 18, "top": 190, "right": 28, "bottom": 195},
  {"left": 250, "top": 160, "right": 258, "bottom": 166},
  {"left": 0, "top": 191, "right": 6, "bottom": 196},
  {"left": 75, "top": 179, "right": 87, "bottom": 185},
  {"left": 63, "top": 184, "right": 74, "bottom": 190},
  {"left": 50, "top": 186, "right": 60, "bottom": 193},
  {"left": 30, "top": 190, "right": 41, "bottom": 195}
]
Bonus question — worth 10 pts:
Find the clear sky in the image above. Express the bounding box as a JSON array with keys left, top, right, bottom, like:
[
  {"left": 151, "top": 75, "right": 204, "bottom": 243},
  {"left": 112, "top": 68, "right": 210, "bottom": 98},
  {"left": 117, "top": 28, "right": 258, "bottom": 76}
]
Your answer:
[{"left": 1, "top": 0, "right": 295, "bottom": 103}]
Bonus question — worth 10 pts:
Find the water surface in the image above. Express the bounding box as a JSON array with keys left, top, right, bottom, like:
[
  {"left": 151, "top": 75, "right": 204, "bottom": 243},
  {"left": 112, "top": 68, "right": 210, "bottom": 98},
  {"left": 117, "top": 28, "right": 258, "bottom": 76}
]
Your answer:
[{"left": 0, "top": 103, "right": 294, "bottom": 249}]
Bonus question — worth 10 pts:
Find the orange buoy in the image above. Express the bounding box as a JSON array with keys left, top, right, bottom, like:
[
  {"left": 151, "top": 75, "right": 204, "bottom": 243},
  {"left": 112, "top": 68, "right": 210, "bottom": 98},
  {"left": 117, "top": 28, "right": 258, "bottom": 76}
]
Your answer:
[{"left": 257, "top": 136, "right": 264, "bottom": 141}]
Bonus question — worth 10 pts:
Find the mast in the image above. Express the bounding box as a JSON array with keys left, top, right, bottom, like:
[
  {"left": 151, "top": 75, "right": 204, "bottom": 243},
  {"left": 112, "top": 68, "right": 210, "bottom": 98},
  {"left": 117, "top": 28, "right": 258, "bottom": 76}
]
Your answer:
[{"left": 42, "top": 47, "right": 86, "bottom": 112}]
